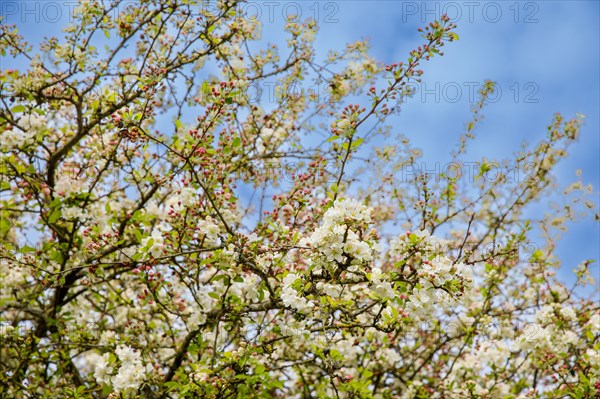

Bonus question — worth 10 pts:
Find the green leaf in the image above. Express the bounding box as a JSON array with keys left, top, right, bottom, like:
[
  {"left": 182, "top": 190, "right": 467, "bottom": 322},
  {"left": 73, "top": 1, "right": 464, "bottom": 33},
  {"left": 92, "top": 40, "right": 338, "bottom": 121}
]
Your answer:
[
  {"left": 0, "top": 218, "right": 10, "bottom": 235},
  {"left": 291, "top": 277, "right": 302, "bottom": 290},
  {"left": 232, "top": 137, "right": 241, "bottom": 148},
  {"left": 18, "top": 246, "right": 36, "bottom": 253},
  {"left": 11, "top": 105, "right": 26, "bottom": 113},
  {"left": 74, "top": 193, "right": 91, "bottom": 201},
  {"left": 164, "top": 381, "right": 180, "bottom": 390},
  {"left": 586, "top": 330, "right": 594, "bottom": 341},
  {"left": 50, "top": 249, "right": 64, "bottom": 263},
  {"left": 48, "top": 208, "right": 61, "bottom": 224},
  {"left": 351, "top": 137, "right": 364, "bottom": 149},
  {"left": 107, "top": 91, "right": 116, "bottom": 104},
  {"left": 530, "top": 250, "right": 544, "bottom": 262}
]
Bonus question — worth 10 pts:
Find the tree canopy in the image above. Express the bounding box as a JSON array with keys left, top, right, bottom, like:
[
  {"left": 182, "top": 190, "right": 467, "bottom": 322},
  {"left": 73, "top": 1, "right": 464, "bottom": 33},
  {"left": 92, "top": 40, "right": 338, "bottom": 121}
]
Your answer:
[{"left": 0, "top": 1, "right": 598, "bottom": 398}]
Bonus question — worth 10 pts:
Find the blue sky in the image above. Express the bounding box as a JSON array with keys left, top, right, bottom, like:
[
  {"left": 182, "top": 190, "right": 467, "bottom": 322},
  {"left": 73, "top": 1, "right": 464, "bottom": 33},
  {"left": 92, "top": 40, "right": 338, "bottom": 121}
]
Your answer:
[
  {"left": 2, "top": 1, "right": 599, "bottom": 290},
  {"left": 264, "top": 0, "right": 600, "bottom": 290}
]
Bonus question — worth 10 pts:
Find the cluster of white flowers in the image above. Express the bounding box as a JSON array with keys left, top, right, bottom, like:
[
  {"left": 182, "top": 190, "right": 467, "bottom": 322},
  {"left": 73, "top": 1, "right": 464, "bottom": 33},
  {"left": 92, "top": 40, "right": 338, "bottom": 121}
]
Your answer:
[
  {"left": 54, "top": 174, "right": 87, "bottom": 197},
  {"left": 256, "top": 123, "right": 289, "bottom": 155},
  {"left": 333, "top": 78, "right": 352, "bottom": 98},
  {"left": 280, "top": 273, "right": 313, "bottom": 313},
  {"left": 587, "top": 312, "right": 600, "bottom": 334},
  {"left": 185, "top": 306, "right": 207, "bottom": 327},
  {"left": 219, "top": 207, "right": 240, "bottom": 227},
  {"left": 389, "top": 230, "right": 473, "bottom": 319},
  {"left": 0, "top": 324, "right": 15, "bottom": 338},
  {"left": 1, "top": 130, "right": 33, "bottom": 151},
  {"left": 94, "top": 345, "right": 146, "bottom": 395},
  {"left": 112, "top": 345, "right": 146, "bottom": 392},
  {"left": 370, "top": 267, "right": 396, "bottom": 300},
  {"left": 377, "top": 347, "right": 402, "bottom": 368},
  {"left": 334, "top": 337, "right": 364, "bottom": 365},
  {"left": 166, "top": 187, "right": 197, "bottom": 210},
  {"left": 0, "top": 260, "right": 27, "bottom": 301},
  {"left": 240, "top": 274, "right": 263, "bottom": 303},
  {"left": 586, "top": 348, "right": 600, "bottom": 370},
  {"left": 236, "top": 16, "right": 262, "bottom": 39},
  {"left": 21, "top": 112, "right": 45, "bottom": 130},
  {"left": 279, "top": 319, "right": 309, "bottom": 337},
  {"left": 197, "top": 217, "right": 220, "bottom": 246},
  {"left": 229, "top": 56, "right": 246, "bottom": 71},
  {"left": 559, "top": 305, "right": 577, "bottom": 320},
  {"left": 389, "top": 229, "right": 440, "bottom": 259},
  {"left": 408, "top": 259, "right": 471, "bottom": 316},
  {"left": 438, "top": 339, "right": 519, "bottom": 398},
  {"left": 303, "top": 199, "right": 374, "bottom": 276},
  {"left": 347, "top": 58, "right": 378, "bottom": 81},
  {"left": 190, "top": 370, "right": 210, "bottom": 383},
  {"left": 0, "top": 113, "right": 44, "bottom": 151},
  {"left": 54, "top": 44, "right": 85, "bottom": 63},
  {"left": 333, "top": 117, "right": 354, "bottom": 135},
  {"left": 301, "top": 26, "right": 316, "bottom": 42},
  {"left": 100, "top": 330, "right": 118, "bottom": 345},
  {"left": 535, "top": 303, "right": 579, "bottom": 325},
  {"left": 141, "top": 229, "right": 165, "bottom": 258},
  {"left": 510, "top": 302, "right": 595, "bottom": 356},
  {"left": 62, "top": 206, "right": 86, "bottom": 220},
  {"left": 93, "top": 353, "right": 113, "bottom": 385},
  {"left": 534, "top": 304, "right": 557, "bottom": 324},
  {"left": 328, "top": 56, "right": 379, "bottom": 99},
  {"left": 516, "top": 322, "right": 581, "bottom": 354},
  {"left": 315, "top": 281, "right": 342, "bottom": 298},
  {"left": 322, "top": 198, "right": 372, "bottom": 226}
]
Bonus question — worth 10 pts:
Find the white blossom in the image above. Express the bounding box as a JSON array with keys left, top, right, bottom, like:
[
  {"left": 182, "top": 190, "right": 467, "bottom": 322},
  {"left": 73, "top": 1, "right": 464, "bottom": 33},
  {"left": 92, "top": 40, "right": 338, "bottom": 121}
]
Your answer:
[{"left": 141, "top": 229, "right": 165, "bottom": 258}]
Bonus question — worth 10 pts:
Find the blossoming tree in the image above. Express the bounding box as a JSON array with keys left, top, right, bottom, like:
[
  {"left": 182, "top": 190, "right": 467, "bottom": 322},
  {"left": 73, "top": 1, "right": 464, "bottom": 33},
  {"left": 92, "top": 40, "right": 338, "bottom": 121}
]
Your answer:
[{"left": 0, "top": 1, "right": 598, "bottom": 398}]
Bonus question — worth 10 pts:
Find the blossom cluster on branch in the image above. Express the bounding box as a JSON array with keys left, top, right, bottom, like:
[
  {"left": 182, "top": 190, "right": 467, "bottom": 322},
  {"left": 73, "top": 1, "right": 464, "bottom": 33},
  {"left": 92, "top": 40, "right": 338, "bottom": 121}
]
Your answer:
[{"left": 0, "top": 1, "right": 598, "bottom": 398}]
